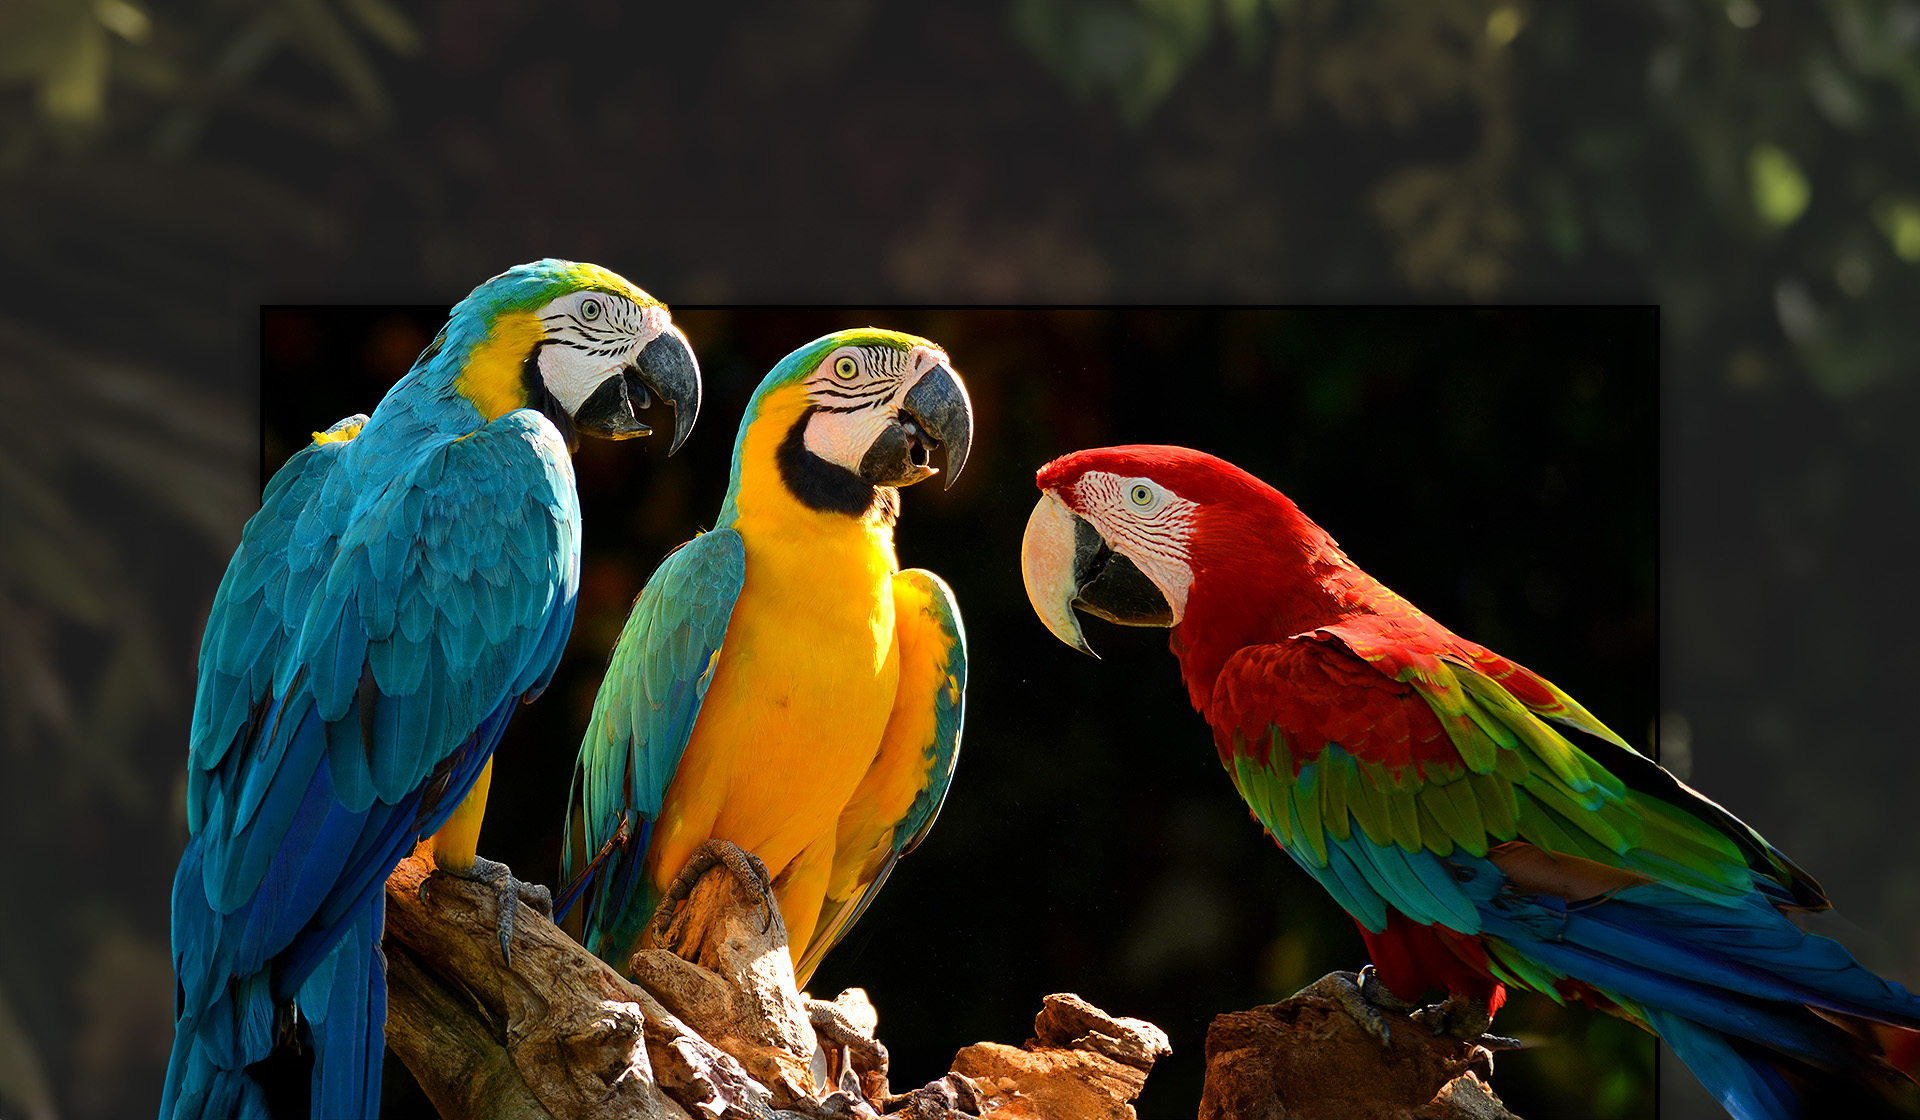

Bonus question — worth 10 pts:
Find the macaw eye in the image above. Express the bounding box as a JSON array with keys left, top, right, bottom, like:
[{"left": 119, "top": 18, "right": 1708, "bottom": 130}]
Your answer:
[
  {"left": 834, "top": 355, "right": 859, "bottom": 379},
  {"left": 581, "top": 298, "right": 602, "bottom": 321},
  {"left": 1130, "top": 484, "right": 1154, "bottom": 506}
]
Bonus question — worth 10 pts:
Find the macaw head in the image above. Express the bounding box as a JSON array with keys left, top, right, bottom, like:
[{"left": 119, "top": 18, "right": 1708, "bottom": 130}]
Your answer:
[
  {"left": 432, "top": 258, "right": 702, "bottom": 451},
  {"left": 1021, "top": 444, "right": 1343, "bottom": 656},
  {"left": 729, "top": 327, "right": 973, "bottom": 518}
]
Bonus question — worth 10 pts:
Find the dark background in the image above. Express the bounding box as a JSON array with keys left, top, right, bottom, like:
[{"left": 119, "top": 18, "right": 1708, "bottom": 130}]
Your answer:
[
  {"left": 4, "top": 3, "right": 1918, "bottom": 1120},
  {"left": 264, "top": 305, "right": 1658, "bottom": 1118}
]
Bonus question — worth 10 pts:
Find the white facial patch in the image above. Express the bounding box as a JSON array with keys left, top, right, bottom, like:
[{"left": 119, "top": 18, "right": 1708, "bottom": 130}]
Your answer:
[
  {"left": 801, "top": 343, "right": 951, "bottom": 472},
  {"left": 1073, "top": 471, "right": 1198, "bottom": 622},
  {"left": 534, "top": 293, "right": 672, "bottom": 414}
]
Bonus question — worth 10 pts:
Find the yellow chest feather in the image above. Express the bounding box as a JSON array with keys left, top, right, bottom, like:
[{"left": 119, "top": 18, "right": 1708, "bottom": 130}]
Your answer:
[{"left": 648, "top": 386, "right": 905, "bottom": 890}]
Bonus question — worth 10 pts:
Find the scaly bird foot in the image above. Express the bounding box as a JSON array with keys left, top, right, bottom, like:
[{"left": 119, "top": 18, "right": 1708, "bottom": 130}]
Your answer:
[
  {"left": 806, "top": 989, "right": 888, "bottom": 1100},
  {"left": 646, "top": 839, "right": 775, "bottom": 949},
  {"left": 1410, "top": 993, "right": 1523, "bottom": 1051},
  {"left": 1302, "top": 967, "right": 1522, "bottom": 1060},
  {"left": 1299, "top": 967, "right": 1408, "bottom": 1048},
  {"left": 443, "top": 855, "right": 553, "bottom": 965}
]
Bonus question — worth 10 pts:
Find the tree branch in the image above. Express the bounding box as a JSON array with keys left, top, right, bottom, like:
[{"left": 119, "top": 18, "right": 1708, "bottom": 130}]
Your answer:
[
  {"left": 384, "top": 850, "right": 1511, "bottom": 1120},
  {"left": 386, "top": 851, "right": 746, "bottom": 1119},
  {"left": 1200, "top": 974, "right": 1521, "bottom": 1120}
]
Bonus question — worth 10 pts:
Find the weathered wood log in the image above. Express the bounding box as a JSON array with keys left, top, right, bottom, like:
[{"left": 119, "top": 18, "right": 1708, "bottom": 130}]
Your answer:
[
  {"left": 382, "top": 845, "right": 1176, "bottom": 1120},
  {"left": 629, "top": 852, "right": 820, "bottom": 1111},
  {"left": 945, "top": 993, "right": 1170, "bottom": 1120},
  {"left": 1198, "top": 974, "right": 1520, "bottom": 1120},
  {"left": 385, "top": 849, "right": 786, "bottom": 1119}
]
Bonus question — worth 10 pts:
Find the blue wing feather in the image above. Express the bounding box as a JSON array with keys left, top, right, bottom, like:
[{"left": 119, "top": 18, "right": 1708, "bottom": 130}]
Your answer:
[{"left": 163, "top": 406, "right": 582, "bottom": 1120}]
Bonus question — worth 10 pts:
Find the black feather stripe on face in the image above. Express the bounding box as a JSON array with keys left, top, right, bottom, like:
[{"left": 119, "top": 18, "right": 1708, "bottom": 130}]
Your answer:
[
  {"left": 520, "top": 344, "right": 578, "bottom": 451},
  {"left": 777, "top": 406, "right": 898, "bottom": 525}
]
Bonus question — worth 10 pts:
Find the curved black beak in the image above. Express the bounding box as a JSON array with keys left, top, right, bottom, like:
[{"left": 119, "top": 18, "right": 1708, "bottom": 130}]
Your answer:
[
  {"left": 859, "top": 362, "right": 974, "bottom": 489},
  {"left": 633, "top": 327, "right": 701, "bottom": 454},
  {"left": 573, "top": 327, "right": 703, "bottom": 453},
  {"left": 1021, "top": 491, "right": 1173, "bottom": 657}
]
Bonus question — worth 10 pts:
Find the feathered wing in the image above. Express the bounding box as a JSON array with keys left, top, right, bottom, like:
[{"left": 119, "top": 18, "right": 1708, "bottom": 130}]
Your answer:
[
  {"left": 165, "top": 411, "right": 581, "bottom": 1120},
  {"left": 793, "top": 568, "right": 968, "bottom": 985},
  {"left": 1209, "top": 617, "right": 1920, "bottom": 1119},
  {"left": 559, "top": 527, "right": 745, "bottom": 966}
]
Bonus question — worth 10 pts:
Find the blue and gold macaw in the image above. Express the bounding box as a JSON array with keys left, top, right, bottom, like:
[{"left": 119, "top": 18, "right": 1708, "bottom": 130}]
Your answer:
[
  {"left": 161, "top": 260, "right": 701, "bottom": 1120},
  {"left": 560, "top": 328, "right": 970, "bottom": 987}
]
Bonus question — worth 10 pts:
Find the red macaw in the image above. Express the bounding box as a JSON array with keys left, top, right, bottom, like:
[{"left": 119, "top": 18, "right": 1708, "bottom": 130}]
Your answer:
[{"left": 1021, "top": 444, "right": 1920, "bottom": 1120}]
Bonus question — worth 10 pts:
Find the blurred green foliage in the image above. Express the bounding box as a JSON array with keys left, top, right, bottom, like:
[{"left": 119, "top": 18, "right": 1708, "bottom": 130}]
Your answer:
[{"left": 1, "top": 3, "right": 1914, "bottom": 1120}]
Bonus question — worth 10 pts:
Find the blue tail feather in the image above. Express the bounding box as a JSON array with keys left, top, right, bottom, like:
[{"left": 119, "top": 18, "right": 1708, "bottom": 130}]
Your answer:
[
  {"left": 1467, "top": 855, "right": 1920, "bottom": 1118},
  {"left": 163, "top": 694, "right": 518, "bottom": 1120},
  {"left": 1651, "top": 1009, "right": 1804, "bottom": 1120},
  {"left": 303, "top": 898, "right": 386, "bottom": 1120}
]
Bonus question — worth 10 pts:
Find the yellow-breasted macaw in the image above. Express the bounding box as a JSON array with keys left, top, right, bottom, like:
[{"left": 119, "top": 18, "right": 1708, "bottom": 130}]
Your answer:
[
  {"left": 162, "top": 260, "right": 700, "bottom": 1120},
  {"left": 559, "top": 328, "right": 970, "bottom": 987}
]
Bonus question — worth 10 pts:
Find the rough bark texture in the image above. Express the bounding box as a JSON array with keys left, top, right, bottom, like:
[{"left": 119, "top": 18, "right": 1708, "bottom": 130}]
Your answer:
[
  {"left": 397, "top": 846, "right": 1527, "bottom": 1120},
  {"left": 945, "top": 994, "right": 1171, "bottom": 1120},
  {"left": 382, "top": 852, "right": 1521, "bottom": 1120},
  {"left": 386, "top": 849, "right": 767, "bottom": 1119},
  {"left": 628, "top": 854, "right": 820, "bottom": 1111},
  {"left": 383, "top": 849, "right": 1175, "bottom": 1120},
  {"left": 1198, "top": 981, "right": 1521, "bottom": 1120}
]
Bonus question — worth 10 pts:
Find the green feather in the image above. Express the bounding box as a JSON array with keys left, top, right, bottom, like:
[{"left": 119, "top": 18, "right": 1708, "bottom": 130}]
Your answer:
[
  {"left": 1515, "top": 792, "right": 1619, "bottom": 863},
  {"left": 1442, "top": 778, "right": 1489, "bottom": 856},
  {"left": 1419, "top": 784, "right": 1472, "bottom": 852},
  {"left": 1237, "top": 756, "right": 1290, "bottom": 845},
  {"left": 1470, "top": 771, "right": 1519, "bottom": 839},
  {"left": 1626, "top": 795, "right": 1751, "bottom": 896},
  {"left": 1493, "top": 743, "right": 1532, "bottom": 783},
  {"left": 1416, "top": 795, "right": 1455, "bottom": 856},
  {"left": 1350, "top": 760, "right": 1394, "bottom": 847},
  {"left": 1485, "top": 938, "right": 1569, "bottom": 1001},
  {"left": 1294, "top": 762, "right": 1328, "bottom": 865},
  {"left": 1521, "top": 774, "right": 1630, "bottom": 852},
  {"left": 1459, "top": 669, "right": 1618, "bottom": 797},
  {"left": 1285, "top": 783, "right": 1310, "bottom": 857},
  {"left": 1268, "top": 726, "right": 1292, "bottom": 776},
  {"left": 1321, "top": 750, "right": 1355, "bottom": 842},
  {"left": 1387, "top": 785, "right": 1423, "bottom": 852}
]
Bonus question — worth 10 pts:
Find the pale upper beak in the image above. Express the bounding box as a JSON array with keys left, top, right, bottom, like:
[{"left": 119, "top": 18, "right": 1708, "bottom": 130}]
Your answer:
[
  {"left": 1022, "top": 490, "right": 1099, "bottom": 657},
  {"left": 1022, "top": 488, "right": 1178, "bottom": 658}
]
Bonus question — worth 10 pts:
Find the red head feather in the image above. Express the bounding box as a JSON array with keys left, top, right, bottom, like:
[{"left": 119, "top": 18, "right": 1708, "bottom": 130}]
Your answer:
[
  {"left": 1035, "top": 445, "right": 1380, "bottom": 706},
  {"left": 1034, "top": 444, "right": 1563, "bottom": 728}
]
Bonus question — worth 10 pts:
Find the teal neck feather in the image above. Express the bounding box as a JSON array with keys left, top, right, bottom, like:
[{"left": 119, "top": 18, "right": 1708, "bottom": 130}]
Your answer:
[{"left": 358, "top": 259, "right": 632, "bottom": 443}]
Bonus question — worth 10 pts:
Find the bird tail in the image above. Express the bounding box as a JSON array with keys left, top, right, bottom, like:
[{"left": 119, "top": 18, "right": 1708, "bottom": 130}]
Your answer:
[
  {"left": 1488, "top": 881, "right": 1920, "bottom": 1119},
  {"left": 1653, "top": 1008, "right": 1920, "bottom": 1120},
  {"left": 161, "top": 846, "right": 387, "bottom": 1120},
  {"left": 161, "top": 839, "right": 275, "bottom": 1120},
  {"left": 160, "top": 1034, "right": 273, "bottom": 1120},
  {"left": 298, "top": 894, "right": 387, "bottom": 1120},
  {"left": 556, "top": 791, "right": 657, "bottom": 969},
  {"left": 160, "top": 992, "right": 274, "bottom": 1120}
]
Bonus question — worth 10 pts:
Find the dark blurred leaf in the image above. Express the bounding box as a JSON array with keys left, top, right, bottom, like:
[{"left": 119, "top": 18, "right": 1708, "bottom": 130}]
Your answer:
[{"left": 0, "top": 974, "right": 56, "bottom": 1120}]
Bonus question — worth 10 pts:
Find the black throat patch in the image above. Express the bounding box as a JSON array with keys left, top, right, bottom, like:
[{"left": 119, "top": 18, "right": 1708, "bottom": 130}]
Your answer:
[
  {"left": 521, "top": 344, "right": 578, "bottom": 451},
  {"left": 777, "top": 407, "right": 899, "bottom": 526}
]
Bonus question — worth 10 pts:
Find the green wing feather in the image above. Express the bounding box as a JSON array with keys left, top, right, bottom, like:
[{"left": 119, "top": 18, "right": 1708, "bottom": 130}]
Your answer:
[
  {"left": 560, "top": 528, "right": 746, "bottom": 961},
  {"left": 1214, "top": 630, "right": 1800, "bottom": 942}
]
